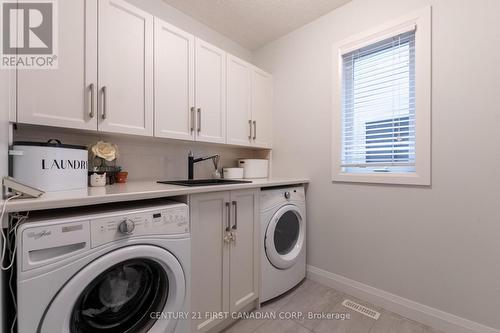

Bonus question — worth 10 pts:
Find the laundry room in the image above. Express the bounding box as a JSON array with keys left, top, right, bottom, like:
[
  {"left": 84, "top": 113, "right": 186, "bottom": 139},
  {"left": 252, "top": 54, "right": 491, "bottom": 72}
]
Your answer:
[{"left": 1, "top": 0, "right": 499, "bottom": 333}]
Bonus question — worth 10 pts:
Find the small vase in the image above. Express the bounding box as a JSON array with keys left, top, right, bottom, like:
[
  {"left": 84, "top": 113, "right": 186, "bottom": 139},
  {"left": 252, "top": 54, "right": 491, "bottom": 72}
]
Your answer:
[{"left": 116, "top": 171, "right": 128, "bottom": 183}]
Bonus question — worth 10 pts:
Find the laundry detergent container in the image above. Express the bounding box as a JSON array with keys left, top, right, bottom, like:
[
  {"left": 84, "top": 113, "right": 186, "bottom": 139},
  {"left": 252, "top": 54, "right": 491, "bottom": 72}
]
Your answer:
[
  {"left": 11, "top": 139, "right": 88, "bottom": 192},
  {"left": 238, "top": 159, "right": 269, "bottom": 179}
]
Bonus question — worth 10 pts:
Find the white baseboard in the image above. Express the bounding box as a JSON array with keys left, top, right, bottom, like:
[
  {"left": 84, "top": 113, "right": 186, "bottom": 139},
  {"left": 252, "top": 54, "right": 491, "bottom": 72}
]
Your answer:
[{"left": 307, "top": 265, "right": 500, "bottom": 333}]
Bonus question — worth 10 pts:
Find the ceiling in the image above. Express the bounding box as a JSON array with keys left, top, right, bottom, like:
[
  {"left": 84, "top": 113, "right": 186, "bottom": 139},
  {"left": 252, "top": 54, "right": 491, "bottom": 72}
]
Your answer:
[{"left": 163, "top": 0, "right": 352, "bottom": 50}]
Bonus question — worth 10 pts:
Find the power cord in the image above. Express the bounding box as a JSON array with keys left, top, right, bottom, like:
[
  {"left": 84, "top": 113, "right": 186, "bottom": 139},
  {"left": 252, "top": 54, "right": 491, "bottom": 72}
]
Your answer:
[
  {"left": 1, "top": 195, "right": 30, "bottom": 333},
  {"left": 1, "top": 194, "right": 21, "bottom": 270}
]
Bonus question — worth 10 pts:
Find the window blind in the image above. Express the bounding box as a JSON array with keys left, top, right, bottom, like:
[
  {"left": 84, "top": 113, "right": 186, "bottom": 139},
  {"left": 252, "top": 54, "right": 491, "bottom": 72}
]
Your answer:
[{"left": 341, "top": 29, "right": 416, "bottom": 173}]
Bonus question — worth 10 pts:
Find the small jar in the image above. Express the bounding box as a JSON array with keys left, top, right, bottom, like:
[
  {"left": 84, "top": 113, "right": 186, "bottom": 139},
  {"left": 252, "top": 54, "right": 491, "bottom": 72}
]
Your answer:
[{"left": 90, "top": 172, "right": 107, "bottom": 187}]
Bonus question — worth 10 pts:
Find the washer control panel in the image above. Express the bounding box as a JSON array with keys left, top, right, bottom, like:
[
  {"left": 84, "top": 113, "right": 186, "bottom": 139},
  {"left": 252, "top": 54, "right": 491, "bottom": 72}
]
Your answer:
[{"left": 91, "top": 203, "right": 189, "bottom": 248}]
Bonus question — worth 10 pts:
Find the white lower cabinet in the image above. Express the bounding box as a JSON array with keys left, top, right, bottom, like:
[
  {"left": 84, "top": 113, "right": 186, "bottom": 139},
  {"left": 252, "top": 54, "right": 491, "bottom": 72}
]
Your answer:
[{"left": 190, "top": 189, "right": 259, "bottom": 332}]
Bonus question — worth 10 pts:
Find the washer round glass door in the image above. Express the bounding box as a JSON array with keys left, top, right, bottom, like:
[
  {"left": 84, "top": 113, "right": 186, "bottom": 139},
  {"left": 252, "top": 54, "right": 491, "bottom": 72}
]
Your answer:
[
  {"left": 265, "top": 205, "right": 305, "bottom": 269},
  {"left": 40, "top": 245, "right": 186, "bottom": 333}
]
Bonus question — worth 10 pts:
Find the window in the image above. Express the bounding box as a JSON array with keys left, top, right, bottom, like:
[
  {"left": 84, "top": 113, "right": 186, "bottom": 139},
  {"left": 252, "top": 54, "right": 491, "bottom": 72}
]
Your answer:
[{"left": 332, "top": 8, "right": 431, "bottom": 185}]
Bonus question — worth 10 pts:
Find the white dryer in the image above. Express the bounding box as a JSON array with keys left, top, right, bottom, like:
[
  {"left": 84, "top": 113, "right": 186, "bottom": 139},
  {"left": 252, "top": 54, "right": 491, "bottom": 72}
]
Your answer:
[
  {"left": 16, "top": 200, "right": 190, "bottom": 333},
  {"left": 260, "top": 185, "right": 306, "bottom": 302}
]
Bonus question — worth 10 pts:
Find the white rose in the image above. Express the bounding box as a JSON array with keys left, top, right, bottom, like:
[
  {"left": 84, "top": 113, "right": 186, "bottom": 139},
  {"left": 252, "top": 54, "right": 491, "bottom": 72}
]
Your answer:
[{"left": 91, "top": 141, "right": 118, "bottom": 161}]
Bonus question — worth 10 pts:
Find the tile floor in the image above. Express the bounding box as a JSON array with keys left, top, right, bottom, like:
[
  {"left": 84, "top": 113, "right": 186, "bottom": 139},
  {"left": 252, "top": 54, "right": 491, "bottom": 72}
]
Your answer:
[{"left": 223, "top": 279, "right": 444, "bottom": 333}]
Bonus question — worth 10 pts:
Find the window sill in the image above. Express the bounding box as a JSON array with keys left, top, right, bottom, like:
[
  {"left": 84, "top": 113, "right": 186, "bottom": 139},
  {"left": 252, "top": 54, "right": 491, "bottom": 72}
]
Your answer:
[{"left": 332, "top": 171, "right": 430, "bottom": 186}]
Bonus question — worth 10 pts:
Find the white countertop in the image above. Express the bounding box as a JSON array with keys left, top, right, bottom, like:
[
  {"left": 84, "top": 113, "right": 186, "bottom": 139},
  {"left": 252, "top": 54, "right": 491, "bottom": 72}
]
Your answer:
[{"left": 5, "top": 178, "right": 309, "bottom": 213}]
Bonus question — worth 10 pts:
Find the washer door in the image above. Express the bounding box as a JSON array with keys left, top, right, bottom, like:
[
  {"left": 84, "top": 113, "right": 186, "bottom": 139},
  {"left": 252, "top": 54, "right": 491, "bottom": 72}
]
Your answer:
[
  {"left": 40, "top": 245, "right": 185, "bottom": 333},
  {"left": 265, "top": 205, "right": 305, "bottom": 269}
]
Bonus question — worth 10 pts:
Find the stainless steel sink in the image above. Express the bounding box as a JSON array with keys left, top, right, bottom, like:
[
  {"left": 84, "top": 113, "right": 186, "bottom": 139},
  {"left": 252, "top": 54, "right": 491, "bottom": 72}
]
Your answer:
[{"left": 157, "top": 179, "right": 252, "bottom": 187}]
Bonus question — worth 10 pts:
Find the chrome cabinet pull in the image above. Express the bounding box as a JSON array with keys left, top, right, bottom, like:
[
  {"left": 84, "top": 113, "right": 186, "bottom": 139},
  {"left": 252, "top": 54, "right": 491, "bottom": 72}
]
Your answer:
[
  {"left": 231, "top": 201, "right": 237, "bottom": 230},
  {"left": 197, "top": 108, "right": 201, "bottom": 133},
  {"left": 253, "top": 120, "right": 257, "bottom": 140},
  {"left": 89, "top": 83, "right": 95, "bottom": 118},
  {"left": 225, "top": 202, "right": 231, "bottom": 232},
  {"left": 248, "top": 120, "right": 252, "bottom": 139},
  {"left": 102, "top": 86, "right": 108, "bottom": 120},
  {"left": 190, "top": 107, "right": 195, "bottom": 132}
]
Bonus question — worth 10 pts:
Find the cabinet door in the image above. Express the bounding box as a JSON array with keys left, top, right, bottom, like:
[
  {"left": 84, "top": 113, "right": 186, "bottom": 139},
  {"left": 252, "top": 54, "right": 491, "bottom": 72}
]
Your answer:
[
  {"left": 227, "top": 55, "right": 252, "bottom": 147},
  {"left": 17, "top": 0, "right": 97, "bottom": 130},
  {"left": 195, "top": 38, "right": 226, "bottom": 144},
  {"left": 190, "top": 191, "right": 230, "bottom": 332},
  {"left": 1, "top": 69, "right": 15, "bottom": 123},
  {"left": 154, "top": 18, "right": 195, "bottom": 140},
  {"left": 98, "top": 0, "right": 153, "bottom": 136},
  {"left": 251, "top": 67, "right": 273, "bottom": 148},
  {"left": 229, "top": 189, "right": 259, "bottom": 312}
]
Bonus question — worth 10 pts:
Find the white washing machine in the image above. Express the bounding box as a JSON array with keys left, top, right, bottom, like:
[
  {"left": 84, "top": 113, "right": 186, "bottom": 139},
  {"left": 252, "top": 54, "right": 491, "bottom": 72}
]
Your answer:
[
  {"left": 260, "top": 185, "right": 306, "bottom": 303},
  {"left": 16, "top": 200, "right": 190, "bottom": 333}
]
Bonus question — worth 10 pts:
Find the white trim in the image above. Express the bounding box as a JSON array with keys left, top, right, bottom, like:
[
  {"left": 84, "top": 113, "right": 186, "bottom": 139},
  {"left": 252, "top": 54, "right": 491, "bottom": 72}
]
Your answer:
[
  {"left": 332, "top": 6, "right": 432, "bottom": 186},
  {"left": 339, "top": 23, "right": 416, "bottom": 55},
  {"left": 307, "top": 265, "right": 500, "bottom": 333}
]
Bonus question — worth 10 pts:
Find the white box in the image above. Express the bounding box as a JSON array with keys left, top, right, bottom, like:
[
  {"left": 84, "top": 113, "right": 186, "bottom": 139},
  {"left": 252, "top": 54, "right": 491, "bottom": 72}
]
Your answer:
[
  {"left": 238, "top": 159, "right": 269, "bottom": 179},
  {"left": 11, "top": 140, "right": 88, "bottom": 192}
]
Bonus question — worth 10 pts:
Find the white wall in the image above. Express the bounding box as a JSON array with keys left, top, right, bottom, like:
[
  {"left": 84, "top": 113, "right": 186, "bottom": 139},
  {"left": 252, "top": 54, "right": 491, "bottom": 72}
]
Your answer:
[
  {"left": 254, "top": 0, "right": 500, "bottom": 330},
  {"left": 125, "top": 0, "right": 253, "bottom": 62}
]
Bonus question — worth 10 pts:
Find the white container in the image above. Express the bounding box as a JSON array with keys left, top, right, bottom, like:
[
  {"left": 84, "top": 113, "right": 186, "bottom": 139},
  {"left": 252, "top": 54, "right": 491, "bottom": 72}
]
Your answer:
[
  {"left": 223, "top": 167, "right": 244, "bottom": 179},
  {"left": 10, "top": 140, "right": 88, "bottom": 192},
  {"left": 89, "top": 172, "right": 107, "bottom": 187},
  {"left": 238, "top": 159, "right": 269, "bottom": 179}
]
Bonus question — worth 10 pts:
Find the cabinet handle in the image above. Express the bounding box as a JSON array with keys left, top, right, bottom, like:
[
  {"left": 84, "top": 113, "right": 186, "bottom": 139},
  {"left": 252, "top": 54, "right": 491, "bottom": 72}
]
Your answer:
[
  {"left": 253, "top": 120, "right": 257, "bottom": 140},
  {"left": 190, "top": 107, "right": 195, "bottom": 132},
  {"left": 89, "top": 83, "right": 95, "bottom": 118},
  {"left": 102, "top": 86, "right": 108, "bottom": 120},
  {"left": 225, "top": 202, "right": 231, "bottom": 232},
  {"left": 197, "top": 108, "right": 201, "bottom": 133},
  {"left": 231, "top": 201, "right": 237, "bottom": 230},
  {"left": 248, "top": 120, "right": 252, "bottom": 139}
]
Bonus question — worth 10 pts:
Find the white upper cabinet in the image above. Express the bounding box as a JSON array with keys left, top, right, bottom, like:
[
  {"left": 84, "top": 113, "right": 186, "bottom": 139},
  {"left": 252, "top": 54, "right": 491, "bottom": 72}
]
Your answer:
[
  {"left": 251, "top": 67, "right": 274, "bottom": 148},
  {"left": 3, "top": 70, "right": 15, "bottom": 123},
  {"left": 17, "top": 0, "right": 98, "bottom": 130},
  {"left": 98, "top": 0, "right": 153, "bottom": 136},
  {"left": 195, "top": 38, "right": 227, "bottom": 144},
  {"left": 13, "top": 0, "right": 272, "bottom": 147},
  {"left": 154, "top": 18, "right": 195, "bottom": 141},
  {"left": 226, "top": 57, "right": 274, "bottom": 148},
  {"left": 227, "top": 55, "right": 252, "bottom": 147}
]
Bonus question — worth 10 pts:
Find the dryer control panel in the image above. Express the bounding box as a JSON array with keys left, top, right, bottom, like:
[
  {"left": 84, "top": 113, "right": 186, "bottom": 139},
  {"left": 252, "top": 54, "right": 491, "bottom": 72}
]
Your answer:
[
  {"left": 90, "top": 203, "right": 189, "bottom": 248},
  {"left": 261, "top": 185, "right": 305, "bottom": 211}
]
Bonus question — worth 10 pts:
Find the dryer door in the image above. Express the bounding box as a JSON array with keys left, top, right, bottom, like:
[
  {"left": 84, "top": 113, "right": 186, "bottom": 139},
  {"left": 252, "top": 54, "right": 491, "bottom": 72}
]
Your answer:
[
  {"left": 40, "top": 245, "right": 185, "bottom": 333},
  {"left": 265, "top": 205, "right": 305, "bottom": 269}
]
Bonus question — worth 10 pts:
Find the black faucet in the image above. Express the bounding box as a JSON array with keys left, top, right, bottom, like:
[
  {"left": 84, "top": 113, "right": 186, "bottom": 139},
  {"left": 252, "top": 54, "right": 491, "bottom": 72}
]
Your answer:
[{"left": 188, "top": 151, "right": 220, "bottom": 180}]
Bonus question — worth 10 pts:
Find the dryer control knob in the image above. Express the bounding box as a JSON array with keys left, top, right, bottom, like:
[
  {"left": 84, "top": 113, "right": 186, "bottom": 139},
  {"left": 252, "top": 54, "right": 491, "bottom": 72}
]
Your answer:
[
  {"left": 284, "top": 191, "right": 291, "bottom": 199},
  {"left": 118, "top": 219, "right": 135, "bottom": 235}
]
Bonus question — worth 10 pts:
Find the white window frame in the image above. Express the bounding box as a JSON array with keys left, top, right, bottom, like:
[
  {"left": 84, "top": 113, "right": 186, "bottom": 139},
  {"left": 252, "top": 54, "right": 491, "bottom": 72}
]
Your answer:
[{"left": 332, "top": 7, "right": 431, "bottom": 186}]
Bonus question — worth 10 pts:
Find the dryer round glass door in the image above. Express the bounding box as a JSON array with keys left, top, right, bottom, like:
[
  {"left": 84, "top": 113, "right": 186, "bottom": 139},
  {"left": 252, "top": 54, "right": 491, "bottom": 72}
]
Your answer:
[
  {"left": 265, "top": 205, "right": 305, "bottom": 269},
  {"left": 39, "top": 245, "right": 186, "bottom": 333}
]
